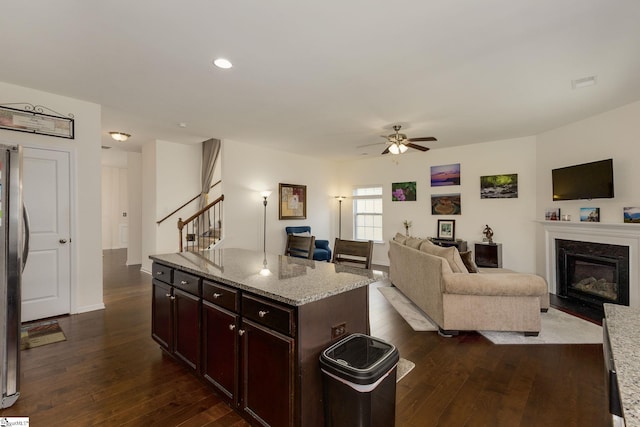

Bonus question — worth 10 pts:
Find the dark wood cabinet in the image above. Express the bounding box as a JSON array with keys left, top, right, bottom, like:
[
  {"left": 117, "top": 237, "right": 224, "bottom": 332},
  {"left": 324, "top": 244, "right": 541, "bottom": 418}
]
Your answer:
[
  {"left": 173, "top": 288, "right": 200, "bottom": 371},
  {"left": 474, "top": 242, "right": 503, "bottom": 268},
  {"left": 241, "top": 319, "right": 294, "bottom": 427},
  {"left": 202, "top": 300, "right": 239, "bottom": 401},
  {"left": 151, "top": 279, "right": 173, "bottom": 352}
]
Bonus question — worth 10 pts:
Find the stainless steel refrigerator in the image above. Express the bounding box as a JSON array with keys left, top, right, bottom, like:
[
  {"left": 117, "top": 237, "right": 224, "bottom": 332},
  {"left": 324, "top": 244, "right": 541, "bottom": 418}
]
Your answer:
[{"left": 0, "top": 144, "right": 29, "bottom": 408}]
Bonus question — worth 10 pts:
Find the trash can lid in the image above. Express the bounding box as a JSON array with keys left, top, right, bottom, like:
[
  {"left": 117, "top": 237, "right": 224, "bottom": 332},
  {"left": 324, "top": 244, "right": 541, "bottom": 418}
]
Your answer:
[{"left": 320, "top": 333, "right": 399, "bottom": 385}]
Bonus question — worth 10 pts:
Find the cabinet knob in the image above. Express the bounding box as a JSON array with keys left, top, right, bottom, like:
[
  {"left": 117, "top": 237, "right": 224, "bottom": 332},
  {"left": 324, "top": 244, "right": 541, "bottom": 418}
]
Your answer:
[
  {"left": 258, "top": 310, "right": 269, "bottom": 318},
  {"left": 228, "top": 324, "right": 236, "bottom": 331},
  {"left": 156, "top": 271, "right": 164, "bottom": 275},
  {"left": 238, "top": 329, "right": 245, "bottom": 336},
  {"left": 169, "top": 295, "right": 176, "bottom": 300},
  {"left": 180, "top": 280, "right": 188, "bottom": 285},
  {"left": 213, "top": 292, "right": 222, "bottom": 299},
  {"left": 165, "top": 293, "right": 171, "bottom": 298}
]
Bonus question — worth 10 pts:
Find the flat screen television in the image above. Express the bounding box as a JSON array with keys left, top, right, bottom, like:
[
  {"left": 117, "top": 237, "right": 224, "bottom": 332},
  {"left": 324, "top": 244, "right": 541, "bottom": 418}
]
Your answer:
[{"left": 552, "top": 158, "right": 614, "bottom": 201}]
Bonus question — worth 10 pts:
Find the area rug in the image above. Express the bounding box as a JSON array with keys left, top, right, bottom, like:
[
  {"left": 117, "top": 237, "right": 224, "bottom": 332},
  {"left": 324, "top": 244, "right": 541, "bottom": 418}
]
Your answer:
[
  {"left": 20, "top": 319, "right": 67, "bottom": 350},
  {"left": 378, "top": 286, "right": 437, "bottom": 331},
  {"left": 396, "top": 358, "right": 415, "bottom": 383},
  {"left": 379, "top": 285, "right": 602, "bottom": 344}
]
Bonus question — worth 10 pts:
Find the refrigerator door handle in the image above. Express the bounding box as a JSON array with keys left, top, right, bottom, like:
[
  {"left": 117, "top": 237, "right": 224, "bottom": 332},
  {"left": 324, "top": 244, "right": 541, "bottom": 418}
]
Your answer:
[{"left": 22, "top": 205, "right": 31, "bottom": 272}]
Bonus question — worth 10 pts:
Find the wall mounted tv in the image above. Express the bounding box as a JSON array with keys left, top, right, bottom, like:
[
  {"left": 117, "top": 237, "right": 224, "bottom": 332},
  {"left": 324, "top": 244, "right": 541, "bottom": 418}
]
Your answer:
[{"left": 552, "top": 158, "right": 614, "bottom": 201}]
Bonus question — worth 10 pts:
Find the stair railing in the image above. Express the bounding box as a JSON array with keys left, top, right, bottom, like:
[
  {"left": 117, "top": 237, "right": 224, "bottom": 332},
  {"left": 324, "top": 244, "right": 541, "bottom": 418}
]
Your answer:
[{"left": 178, "top": 195, "right": 224, "bottom": 252}]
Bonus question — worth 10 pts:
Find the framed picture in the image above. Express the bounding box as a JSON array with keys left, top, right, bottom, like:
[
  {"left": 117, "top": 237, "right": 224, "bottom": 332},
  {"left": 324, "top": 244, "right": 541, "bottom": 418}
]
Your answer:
[
  {"left": 279, "top": 183, "right": 307, "bottom": 220},
  {"left": 480, "top": 174, "right": 518, "bottom": 199},
  {"left": 0, "top": 105, "right": 74, "bottom": 139},
  {"left": 437, "top": 219, "right": 456, "bottom": 240},
  {"left": 545, "top": 208, "right": 561, "bottom": 221},
  {"left": 431, "top": 193, "right": 461, "bottom": 215},
  {"left": 580, "top": 207, "right": 600, "bottom": 222},
  {"left": 431, "top": 163, "right": 461, "bottom": 187},
  {"left": 624, "top": 207, "right": 640, "bottom": 224},
  {"left": 392, "top": 181, "right": 417, "bottom": 201}
]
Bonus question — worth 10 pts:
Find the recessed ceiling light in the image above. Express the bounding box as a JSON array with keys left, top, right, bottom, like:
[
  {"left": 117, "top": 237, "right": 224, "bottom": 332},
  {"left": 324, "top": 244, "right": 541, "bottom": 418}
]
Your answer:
[
  {"left": 213, "top": 58, "right": 233, "bottom": 69},
  {"left": 178, "top": 122, "right": 187, "bottom": 128},
  {"left": 572, "top": 75, "right": 597, "bottom": 89}
]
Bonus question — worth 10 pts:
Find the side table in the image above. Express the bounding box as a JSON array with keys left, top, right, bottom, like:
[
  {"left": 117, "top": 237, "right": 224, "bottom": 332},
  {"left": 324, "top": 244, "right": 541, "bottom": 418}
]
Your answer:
[
  {"left": 474, "top": 242, "right": 502, "bottom": 268},
  {"left": 429, "top": 238, "right": 468, "bottom": 252}
]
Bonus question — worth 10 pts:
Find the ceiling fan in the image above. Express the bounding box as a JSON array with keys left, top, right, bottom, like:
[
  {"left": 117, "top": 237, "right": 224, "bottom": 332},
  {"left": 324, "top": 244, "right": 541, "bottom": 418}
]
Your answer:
[{"left": 381, "top": 125, "right": 437, "bottom": 155}]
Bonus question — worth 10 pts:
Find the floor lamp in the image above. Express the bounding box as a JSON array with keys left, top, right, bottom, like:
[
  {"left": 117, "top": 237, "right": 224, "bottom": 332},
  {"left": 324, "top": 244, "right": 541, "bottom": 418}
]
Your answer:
[
  {"left": 261, "top": 191, "right": 272, "bottom": 252},
  {"left": 335, "top": 196, "right": 346, "bottom": 239}
]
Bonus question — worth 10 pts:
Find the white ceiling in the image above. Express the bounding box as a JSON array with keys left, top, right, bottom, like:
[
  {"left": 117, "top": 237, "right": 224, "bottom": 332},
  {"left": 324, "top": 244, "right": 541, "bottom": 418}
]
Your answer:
[{"left": 1, "top": 1, "right": 639, "bottom": 160}]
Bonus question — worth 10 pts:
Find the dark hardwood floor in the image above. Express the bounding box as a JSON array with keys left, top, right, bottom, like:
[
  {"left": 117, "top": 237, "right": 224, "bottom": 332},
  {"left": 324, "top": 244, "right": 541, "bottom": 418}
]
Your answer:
[{"left": 1, "top": 250, "right": 609, "bottom": 426}]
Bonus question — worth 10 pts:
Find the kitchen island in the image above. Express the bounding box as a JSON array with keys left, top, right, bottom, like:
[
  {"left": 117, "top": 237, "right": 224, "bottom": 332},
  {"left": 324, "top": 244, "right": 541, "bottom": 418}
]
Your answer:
[{"left": 150, "top": 248, "right": 376, "bottom": 427}]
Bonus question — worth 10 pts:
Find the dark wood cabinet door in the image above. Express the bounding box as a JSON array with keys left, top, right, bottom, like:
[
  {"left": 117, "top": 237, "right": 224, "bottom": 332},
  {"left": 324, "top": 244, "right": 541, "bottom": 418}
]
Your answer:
[
  {"left": 151, "top": 280, "right": 173, "bottom": 352},
  {"left": 173, "top": 288, "right": 201, "bottom": 371},
  {"left": 241, "top": 319, "right": 294, "bottom": 427},
  {"left": 202, "top": 301, "right": 239, "bottom": 402}
]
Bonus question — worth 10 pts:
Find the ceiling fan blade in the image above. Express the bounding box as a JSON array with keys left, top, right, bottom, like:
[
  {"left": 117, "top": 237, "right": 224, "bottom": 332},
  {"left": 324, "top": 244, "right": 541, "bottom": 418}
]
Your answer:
[
  {"left": 407, "top": 136, "right": 437, "bottom": 142},
  {"left": 406, "top": 143, "right": 430, "bottom": 152},
  {"left": 381, "top": 146, "right": 390, "bottom": 155}
]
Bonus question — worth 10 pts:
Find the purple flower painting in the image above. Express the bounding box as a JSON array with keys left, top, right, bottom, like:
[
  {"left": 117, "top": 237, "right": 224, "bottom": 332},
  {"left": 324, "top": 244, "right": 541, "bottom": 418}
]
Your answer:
[{"left": 392, "top": 182, "right": 416, "bottom": 201}]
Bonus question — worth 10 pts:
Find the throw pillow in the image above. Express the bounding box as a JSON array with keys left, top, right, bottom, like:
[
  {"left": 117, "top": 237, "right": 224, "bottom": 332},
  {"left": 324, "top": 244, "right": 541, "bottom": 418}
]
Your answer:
[
  {"left": 393, "top": 233, "right": 408, "bottom": 245},
  {"left": 419, "top": 243, "right": 469, "bottom": 273},
  {"left": 459, "top": 251, "right": 479, "bottom": 273},
  {"left": 405, "top": 237, "right": 425, "bottom": 249}
]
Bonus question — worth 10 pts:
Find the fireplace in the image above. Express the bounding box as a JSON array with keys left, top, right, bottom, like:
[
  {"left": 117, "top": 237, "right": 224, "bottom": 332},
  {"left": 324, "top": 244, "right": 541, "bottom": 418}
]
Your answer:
[{"left": 556, "top": 239, "right": 629, "bottom": 309}]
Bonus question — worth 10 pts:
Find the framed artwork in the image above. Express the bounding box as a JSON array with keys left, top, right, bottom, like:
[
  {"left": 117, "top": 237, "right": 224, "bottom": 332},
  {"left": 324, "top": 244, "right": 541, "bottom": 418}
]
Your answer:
[
  {"left": 279, "top": 183, "right": 307, "bottom": 220},
  {"left": 624, "top": 207, "right": 640, "bottom": 224},
  {"left": 480, "top": 174, "right": 518, "bottom": 199},
  {"left": 545, "top": 208, "right": 561, "bottom": 221},
  {"left": 430, "top": 163, "right": 461, "bottom": 186},
  {"left": 0, "top": 105, "right": 74, "bottom": 139},
  {"left": 580, "top": 207, "right": 600, "bottom": 222},
  {"left": 437, "top": 219, "right": 456, "bottom": 240},
  {"left": 431, "top": 193, "right": 461, "bottom": 215},
  {"left": 392, "top": 181, "right": 417, "bottom": 201}
]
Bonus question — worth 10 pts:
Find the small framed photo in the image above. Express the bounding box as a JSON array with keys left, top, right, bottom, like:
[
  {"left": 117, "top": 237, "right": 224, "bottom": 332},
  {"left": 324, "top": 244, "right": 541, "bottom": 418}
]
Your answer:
[
  {"left": 437, "top": 219, "right": 456, "bottom": 240},
  {"left": 624, "top": 207, "right": 640, "bottom": 223},
  {"left": 545, "top": 208, "right": 561, "bottom": 221},
  {"left": 580, "top": 207, "right": 600, "bottom": 222}
]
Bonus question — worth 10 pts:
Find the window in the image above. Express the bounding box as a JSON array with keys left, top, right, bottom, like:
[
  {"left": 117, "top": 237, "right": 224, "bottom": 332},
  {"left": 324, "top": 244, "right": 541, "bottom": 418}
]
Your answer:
[{"left": 352, "top": 186, "right": 383, "bottom": 242}]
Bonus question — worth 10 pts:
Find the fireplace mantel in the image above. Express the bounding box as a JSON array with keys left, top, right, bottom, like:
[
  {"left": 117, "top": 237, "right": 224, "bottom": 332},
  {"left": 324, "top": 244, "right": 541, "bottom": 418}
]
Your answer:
[{"left": 538, "top": 221, "right": 640, "bottom": 307}]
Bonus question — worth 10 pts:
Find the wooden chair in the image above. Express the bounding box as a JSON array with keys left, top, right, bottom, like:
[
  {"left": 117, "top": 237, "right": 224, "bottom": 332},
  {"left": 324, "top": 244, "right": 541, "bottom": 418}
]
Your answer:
[
  {"left": 332, "top": 238, "right": 374, "bottom": 269},
  {"left": 285, "top": 235, "right": 316, "bottom": 260}
]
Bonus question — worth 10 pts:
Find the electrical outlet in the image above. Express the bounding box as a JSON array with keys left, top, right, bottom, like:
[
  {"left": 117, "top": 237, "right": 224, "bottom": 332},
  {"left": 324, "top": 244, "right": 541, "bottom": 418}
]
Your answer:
[{"left": 331, "top": 322, "right": 347, "bottom": 339}]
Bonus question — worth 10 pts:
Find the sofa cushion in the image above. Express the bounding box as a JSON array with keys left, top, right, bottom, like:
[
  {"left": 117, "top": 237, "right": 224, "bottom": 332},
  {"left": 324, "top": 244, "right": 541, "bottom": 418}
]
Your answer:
[
  {"left": 393, "top": 233, "right": 408, "bottom": 245},
  {"left": 419, "top": 242, "right": 468, "bottom": 273},
  {"left": 444, "top": 272, "right": 548, "bottom": 297},
  {"left": 459, "top": 251, "right": 479, "bottom": 273},
  {"left": 405, "top": 237, "right": 425, "bottom": 249}
]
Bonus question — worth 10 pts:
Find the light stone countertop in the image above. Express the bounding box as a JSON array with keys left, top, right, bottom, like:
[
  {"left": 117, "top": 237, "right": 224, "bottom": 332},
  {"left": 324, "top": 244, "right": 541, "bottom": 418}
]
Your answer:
[
  {"left": 604, "top": 303, "right": 640, "bottom": 426},
  {"left": 149, "top": 248, "right": 376, "bottom": 306}
]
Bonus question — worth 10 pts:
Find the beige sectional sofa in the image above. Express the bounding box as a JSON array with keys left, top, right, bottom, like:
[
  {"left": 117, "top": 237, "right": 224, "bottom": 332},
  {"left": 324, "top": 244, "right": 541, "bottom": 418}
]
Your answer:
[{"left": 388, "top": 235, "right": 549, "bottom": 336}]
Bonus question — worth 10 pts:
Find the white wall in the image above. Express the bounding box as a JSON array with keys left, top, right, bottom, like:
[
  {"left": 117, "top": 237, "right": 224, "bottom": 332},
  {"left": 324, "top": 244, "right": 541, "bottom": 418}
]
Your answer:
[
  {"left": 337, "top": 137, "right": 539, "bottom": 272},
  {"left": 222, "top": 140, "right": 338, "bottom": 254},
  {"left": 141, "top": 140, "right": 201, "bottom": 272},
  {"left": 127, "top": 152, "right": 143, "bottom": 265},
  {"left": 0, "top": 80, "right": 104, "bottom": 314},
  {"left": 535, "top": 100, "right": 640, "bottom": 276}
]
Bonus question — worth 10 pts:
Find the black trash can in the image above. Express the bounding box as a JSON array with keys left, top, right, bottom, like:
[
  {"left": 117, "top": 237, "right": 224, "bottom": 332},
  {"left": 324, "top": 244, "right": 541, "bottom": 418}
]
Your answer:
[{"left": 320, "top": 333, "right": 399, "bottom": 427}]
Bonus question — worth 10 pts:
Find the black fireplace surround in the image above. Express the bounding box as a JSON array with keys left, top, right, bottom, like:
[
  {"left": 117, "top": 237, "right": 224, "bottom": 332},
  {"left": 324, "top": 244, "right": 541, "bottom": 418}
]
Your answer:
[{"left": 556, "top": 239, "right": 629, "bottom": 309}]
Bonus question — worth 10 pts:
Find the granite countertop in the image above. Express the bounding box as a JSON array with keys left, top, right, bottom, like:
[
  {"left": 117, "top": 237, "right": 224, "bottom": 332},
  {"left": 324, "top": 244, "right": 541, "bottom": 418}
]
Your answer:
[
  {"left": 604, "top": 303, "right": 640, "bottom": 426},
  {"left": 149, "top": 248, "right": 376, "bottom": 306}
]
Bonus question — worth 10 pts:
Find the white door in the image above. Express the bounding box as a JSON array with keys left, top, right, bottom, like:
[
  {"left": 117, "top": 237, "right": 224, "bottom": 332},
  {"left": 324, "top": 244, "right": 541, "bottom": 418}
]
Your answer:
[{"left": 21, "top": 147, "right": 71, "bottom": 322}]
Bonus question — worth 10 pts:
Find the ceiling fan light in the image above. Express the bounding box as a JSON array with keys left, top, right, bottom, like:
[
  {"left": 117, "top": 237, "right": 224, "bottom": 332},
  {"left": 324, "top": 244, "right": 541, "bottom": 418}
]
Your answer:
[
  {"left": 109, "top": 132, "right": 130, "bottom": 142},
  {"left": 388, "top": 143, "right": 400, "bottom": 155},
  {"left": 398, "top": 143, "right": 408, "bottom": 153}
]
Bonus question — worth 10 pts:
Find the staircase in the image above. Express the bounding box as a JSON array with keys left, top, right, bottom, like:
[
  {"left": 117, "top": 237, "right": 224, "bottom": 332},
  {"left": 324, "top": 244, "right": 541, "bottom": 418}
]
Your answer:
[{"left": 178, "top": 195, "right": 224, "bottom": 252}]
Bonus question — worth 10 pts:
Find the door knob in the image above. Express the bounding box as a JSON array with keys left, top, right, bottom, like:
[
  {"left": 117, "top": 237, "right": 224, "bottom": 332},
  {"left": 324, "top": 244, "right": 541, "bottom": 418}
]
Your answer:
[{"left": 59, "top": 239, "right": 68, "bottom": 244}]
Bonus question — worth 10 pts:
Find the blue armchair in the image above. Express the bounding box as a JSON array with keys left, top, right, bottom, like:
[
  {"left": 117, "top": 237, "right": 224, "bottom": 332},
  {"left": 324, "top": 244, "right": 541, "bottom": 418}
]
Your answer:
[{"left": 285, "top": 226, "right": 332, "bottom": 262}]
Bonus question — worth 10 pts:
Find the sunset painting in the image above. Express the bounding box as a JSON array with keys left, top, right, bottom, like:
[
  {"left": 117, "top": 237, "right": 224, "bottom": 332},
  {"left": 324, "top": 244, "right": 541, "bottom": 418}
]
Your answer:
[{"left": 430, "top": 163, "right": 461, "bottom": 186}]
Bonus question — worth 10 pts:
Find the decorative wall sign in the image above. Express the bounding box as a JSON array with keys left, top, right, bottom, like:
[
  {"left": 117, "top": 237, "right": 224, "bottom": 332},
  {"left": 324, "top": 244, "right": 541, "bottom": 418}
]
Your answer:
[
  {"left": 279, "top": 183, "right": 307, "bottom": 220},
  {"left": 0, "top": 103, "right": 74, "bottom": 139},
  {"left": 392, "top": 181, "right": 417, "bottom": 201},
  {"left": 431, "top": 163, "right": 460, "bottom": 186},
  {"left": 480, "top": 174, "right": 518, "bottom": 199}
]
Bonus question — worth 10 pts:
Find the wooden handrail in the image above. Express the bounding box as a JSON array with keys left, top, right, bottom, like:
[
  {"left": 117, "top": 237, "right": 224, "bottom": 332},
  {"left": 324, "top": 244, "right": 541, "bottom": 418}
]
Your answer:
[
  {"left": 156, "top": 179, "right": 222, "bottom": 225},
  {"left": 177, "top": 195, "right": 224, "bottom": 230}
]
